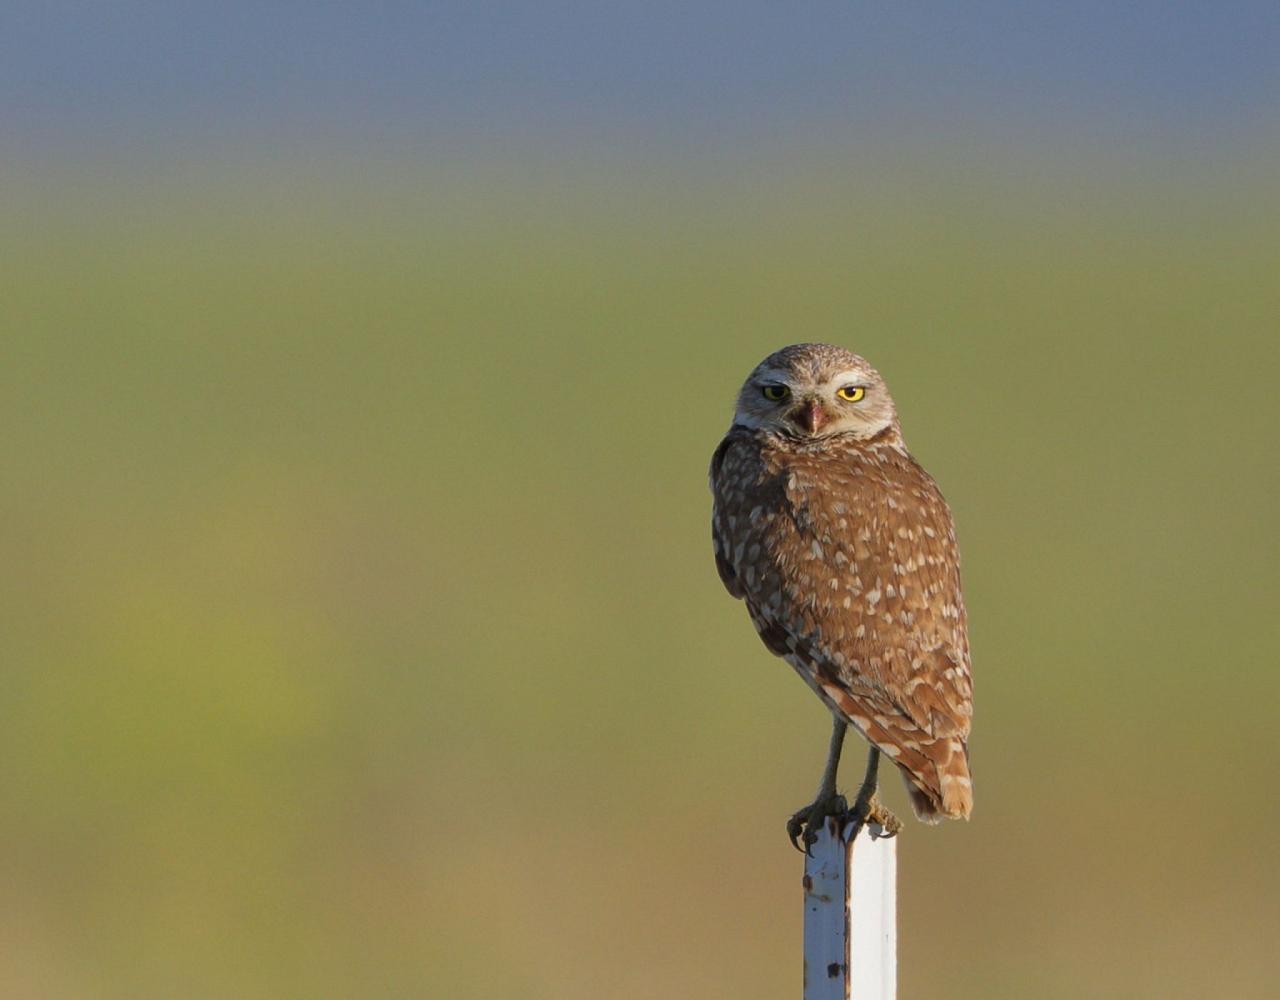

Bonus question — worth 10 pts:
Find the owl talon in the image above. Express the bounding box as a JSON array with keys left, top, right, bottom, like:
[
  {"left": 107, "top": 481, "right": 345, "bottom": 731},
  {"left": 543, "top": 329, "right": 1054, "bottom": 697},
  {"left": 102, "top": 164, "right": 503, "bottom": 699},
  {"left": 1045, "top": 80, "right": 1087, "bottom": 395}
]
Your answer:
[
  {"left": 847, "top": 794, "right": 902, "bottom": 839},
  {"left": 786, "top": 793, "right": 847, "bottom": 854}
]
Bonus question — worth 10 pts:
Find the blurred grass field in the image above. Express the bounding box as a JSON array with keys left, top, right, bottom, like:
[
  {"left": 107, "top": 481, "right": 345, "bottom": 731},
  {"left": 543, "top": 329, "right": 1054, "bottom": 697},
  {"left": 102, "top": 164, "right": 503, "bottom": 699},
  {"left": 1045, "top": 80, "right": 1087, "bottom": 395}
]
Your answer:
[{"left": 2, "top": 156, "right": 1278, "bottom": 998}]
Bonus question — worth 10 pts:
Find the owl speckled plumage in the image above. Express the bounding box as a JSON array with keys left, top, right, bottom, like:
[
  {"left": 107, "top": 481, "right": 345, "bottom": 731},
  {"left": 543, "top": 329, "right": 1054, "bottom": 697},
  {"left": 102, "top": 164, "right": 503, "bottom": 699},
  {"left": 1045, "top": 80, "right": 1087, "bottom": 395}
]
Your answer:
[{"left": 710, "top": 344, "right": 972, "bottom": 847}]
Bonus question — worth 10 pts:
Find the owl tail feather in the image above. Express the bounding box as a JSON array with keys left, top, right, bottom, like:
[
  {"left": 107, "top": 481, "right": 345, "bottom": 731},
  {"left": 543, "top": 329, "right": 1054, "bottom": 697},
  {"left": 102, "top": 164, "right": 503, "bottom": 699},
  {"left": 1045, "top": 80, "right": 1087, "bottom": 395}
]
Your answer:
[{"left": 898, "top": 737, "right": 972, "bottom": 823}]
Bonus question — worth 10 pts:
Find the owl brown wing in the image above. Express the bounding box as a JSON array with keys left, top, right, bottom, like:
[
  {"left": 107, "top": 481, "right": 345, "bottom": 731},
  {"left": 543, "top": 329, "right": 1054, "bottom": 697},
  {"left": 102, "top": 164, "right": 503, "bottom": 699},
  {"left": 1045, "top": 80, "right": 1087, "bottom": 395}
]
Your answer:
[{"left": 786, "top": 444, "right": 972, "bottom": 741}]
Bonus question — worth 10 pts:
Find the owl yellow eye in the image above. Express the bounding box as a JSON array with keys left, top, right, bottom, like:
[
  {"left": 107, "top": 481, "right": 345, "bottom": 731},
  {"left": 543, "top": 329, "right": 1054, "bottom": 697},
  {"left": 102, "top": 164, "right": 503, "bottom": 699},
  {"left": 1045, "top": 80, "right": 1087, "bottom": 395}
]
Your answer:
[
  {"left": 837, "top": 386, "right": 866, "bottom": 402},
  {"left": 761, "top": 384, "right": 790, "bottom": 401}
]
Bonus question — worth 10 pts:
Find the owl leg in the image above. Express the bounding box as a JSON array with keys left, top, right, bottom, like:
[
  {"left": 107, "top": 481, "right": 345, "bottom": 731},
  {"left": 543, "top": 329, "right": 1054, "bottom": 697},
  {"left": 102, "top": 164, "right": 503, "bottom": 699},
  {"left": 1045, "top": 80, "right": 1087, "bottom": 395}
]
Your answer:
[
  {"left": 847, "top": 748, "right": 902, "bottom": 838},
  {"left": 786, "top": 718, "right": 849, "bottom": 854}
]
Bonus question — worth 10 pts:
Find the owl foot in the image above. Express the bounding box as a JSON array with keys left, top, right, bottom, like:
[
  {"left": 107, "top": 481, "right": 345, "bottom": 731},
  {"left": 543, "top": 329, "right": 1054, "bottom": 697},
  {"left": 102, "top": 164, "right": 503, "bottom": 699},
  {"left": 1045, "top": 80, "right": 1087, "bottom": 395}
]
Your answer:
[
  {"left": 847, "top": 793, "right": 902, "bottom": 839},
  {"left": 786, "top": 792, "right": 848, "bottom": 855}
]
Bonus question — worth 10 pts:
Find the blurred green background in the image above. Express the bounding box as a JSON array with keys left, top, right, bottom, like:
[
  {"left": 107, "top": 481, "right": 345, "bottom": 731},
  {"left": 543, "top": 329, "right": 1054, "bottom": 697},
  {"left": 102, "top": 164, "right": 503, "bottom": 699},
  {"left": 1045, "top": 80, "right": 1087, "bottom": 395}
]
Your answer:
[
  {"left": 4, "top": 4, "right": 1280, "bottom": 997},
  {"left": 4, "top": 156, "right": 1278, "bottom": 998}
]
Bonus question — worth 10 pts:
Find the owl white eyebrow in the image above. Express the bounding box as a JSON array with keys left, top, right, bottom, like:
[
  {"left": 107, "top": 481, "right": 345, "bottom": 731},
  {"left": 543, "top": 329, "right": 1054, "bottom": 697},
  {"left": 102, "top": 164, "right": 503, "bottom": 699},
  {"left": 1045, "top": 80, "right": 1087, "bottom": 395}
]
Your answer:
[
  {"left": 825, "top": 370, "right": 870, "bottom": 387},
  {"left": 753, "top": 368, "right": 794, "bottom": 385}
]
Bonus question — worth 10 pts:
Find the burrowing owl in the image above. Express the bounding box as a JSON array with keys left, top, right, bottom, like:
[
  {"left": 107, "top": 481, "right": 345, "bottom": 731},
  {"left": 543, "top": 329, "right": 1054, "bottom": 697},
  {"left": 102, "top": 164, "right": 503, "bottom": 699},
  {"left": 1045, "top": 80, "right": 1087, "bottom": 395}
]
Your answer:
[{"left": 710, "top": 343, "right": 973, "bottom": 848}]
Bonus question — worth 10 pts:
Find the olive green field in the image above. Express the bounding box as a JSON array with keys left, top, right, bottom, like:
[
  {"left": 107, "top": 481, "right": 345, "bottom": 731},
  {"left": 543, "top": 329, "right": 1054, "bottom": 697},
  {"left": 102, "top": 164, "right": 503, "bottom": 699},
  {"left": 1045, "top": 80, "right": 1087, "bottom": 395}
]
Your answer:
[{"left": 3, "top": 153, "right": 1278, "bottom": 998}]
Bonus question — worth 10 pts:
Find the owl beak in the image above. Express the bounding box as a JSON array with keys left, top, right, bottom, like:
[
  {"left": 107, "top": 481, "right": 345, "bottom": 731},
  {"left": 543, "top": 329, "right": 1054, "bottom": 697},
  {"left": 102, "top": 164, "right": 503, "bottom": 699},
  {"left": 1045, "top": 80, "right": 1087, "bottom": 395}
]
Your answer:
[{"left": 792, "top": 400, "right": 829, "bottom": 434}]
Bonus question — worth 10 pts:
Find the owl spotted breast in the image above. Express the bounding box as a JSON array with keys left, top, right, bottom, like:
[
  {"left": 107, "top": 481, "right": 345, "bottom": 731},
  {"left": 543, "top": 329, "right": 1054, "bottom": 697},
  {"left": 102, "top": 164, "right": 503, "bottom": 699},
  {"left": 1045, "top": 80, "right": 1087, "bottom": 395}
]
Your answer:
[{"left": 710, "top": 343, "right": 972, "bottom": 847}]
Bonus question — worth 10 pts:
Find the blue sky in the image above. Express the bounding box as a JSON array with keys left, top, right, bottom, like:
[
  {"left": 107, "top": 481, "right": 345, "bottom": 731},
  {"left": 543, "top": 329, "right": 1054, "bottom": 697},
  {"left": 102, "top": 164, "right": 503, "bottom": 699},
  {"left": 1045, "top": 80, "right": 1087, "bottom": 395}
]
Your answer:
[{"left": 4, "top": 2, "right": 1278, "bottom": 157}]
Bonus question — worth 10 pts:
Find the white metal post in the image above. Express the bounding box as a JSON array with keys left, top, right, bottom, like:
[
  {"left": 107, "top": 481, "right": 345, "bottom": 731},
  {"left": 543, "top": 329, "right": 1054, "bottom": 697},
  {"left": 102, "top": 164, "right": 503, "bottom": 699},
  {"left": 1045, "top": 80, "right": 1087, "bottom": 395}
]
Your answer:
[{"left": 803, "top": 815, "right": 897, "bottom": 1000}]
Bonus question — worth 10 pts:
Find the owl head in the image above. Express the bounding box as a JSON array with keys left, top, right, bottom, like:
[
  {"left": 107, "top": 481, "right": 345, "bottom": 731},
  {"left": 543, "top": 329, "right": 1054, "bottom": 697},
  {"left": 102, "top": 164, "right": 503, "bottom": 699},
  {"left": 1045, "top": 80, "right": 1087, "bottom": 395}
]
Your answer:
[{"left": 732, "top": 343, "right": 901, "bottom": 442}]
